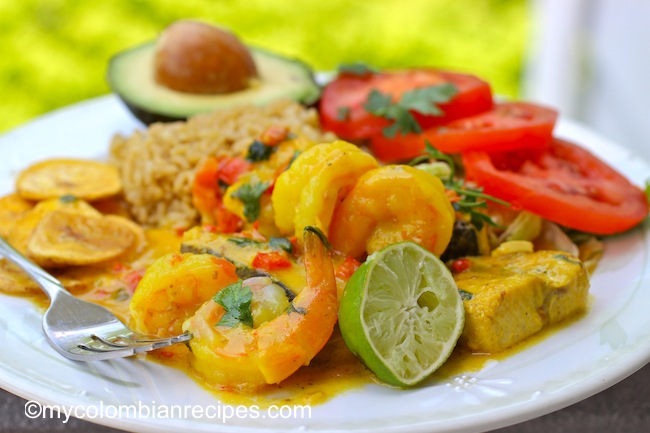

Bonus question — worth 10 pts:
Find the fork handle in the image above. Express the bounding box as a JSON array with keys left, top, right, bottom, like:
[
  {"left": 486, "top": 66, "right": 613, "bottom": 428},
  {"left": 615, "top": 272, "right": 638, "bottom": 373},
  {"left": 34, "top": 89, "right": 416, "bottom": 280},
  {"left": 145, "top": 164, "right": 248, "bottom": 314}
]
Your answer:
[{"left": 0, "top": 236, "right": 69, "bottom": 300}]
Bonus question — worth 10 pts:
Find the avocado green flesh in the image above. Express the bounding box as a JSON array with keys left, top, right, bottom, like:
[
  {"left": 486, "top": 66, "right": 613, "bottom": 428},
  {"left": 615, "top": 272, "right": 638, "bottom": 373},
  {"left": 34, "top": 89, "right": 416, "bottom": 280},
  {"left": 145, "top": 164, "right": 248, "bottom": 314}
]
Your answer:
[{"left": 107, "top": 42, "right": 321, "bottom": 124}]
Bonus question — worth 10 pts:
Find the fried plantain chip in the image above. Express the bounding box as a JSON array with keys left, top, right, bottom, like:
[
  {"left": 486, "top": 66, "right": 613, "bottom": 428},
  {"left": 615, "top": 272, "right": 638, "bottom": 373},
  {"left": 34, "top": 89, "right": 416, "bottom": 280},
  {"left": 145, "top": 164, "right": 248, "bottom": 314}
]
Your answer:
[
  {"left": 105, "top": 214, "right": 147, "bottom": 256},
  {"left": 7, "top": 197, "right": 101, "bottom": 256},
  {"left": 0, "top": 258, "right": 42, "bottom": 294},
  {"left": 26, "top": 209, "right": 137, "bottom": 267},
  {"left": 16, "top": 159, "right": 122, "bottom": 201},
  {"left": 0, "top": 258, "right": 88, "bottom": 295},
  {"left": 91, "top": 196, "right": 131, "bottom": 217},
  {"left": 0, "top": 194, "right": 34, "bottom": 238}
]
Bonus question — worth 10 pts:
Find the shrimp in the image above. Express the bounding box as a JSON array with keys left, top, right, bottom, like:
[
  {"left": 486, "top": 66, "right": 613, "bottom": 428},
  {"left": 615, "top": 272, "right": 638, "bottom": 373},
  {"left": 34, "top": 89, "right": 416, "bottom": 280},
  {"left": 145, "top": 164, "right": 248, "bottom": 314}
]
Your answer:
[
  {"left": 129, "top": 253, "right": 239, "bottom": 338},
  {"left": 182, "top": 228, "right": 338, "bottom": 386},
  {"left": 271, "top": 141, "right": 378, "bottom": 237},
  {"left": 329, "top": 165, "right": 455, "bottom": 259}
]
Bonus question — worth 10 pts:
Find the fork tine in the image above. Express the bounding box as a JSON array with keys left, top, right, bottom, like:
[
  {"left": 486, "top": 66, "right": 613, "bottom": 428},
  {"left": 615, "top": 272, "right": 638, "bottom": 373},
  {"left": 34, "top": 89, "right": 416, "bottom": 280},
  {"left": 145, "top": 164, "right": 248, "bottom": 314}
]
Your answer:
[
  {"left": 89, "top": 335, "right": 133, "bottom": 348},
  {"left": 130, "top": 335, "right": 186, "bottom": 343},
  {"left": 78, "top": 340, "right": 156, "bottom": 354},
  {"left": 78, "top": 332, "right": 192, "bottom": 355},
  {"left": 76, "top": 343, "right": 135, "bottom": 354}
]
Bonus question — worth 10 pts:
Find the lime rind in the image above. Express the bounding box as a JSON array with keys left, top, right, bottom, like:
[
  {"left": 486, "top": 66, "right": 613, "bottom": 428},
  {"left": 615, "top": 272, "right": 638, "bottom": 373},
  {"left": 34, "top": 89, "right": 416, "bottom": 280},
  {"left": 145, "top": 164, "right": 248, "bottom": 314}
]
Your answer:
[{"left": 339, "top": 241, "right": 464, "bottom": 387}]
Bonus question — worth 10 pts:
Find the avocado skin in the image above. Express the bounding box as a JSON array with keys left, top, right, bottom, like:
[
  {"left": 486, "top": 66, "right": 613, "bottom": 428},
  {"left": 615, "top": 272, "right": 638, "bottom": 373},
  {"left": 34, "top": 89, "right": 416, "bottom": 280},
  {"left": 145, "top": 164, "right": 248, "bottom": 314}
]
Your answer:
[
  {"left": 107, "top": 42, "right": 321, "bottom": 125},
  {"left": 118, "top": 99, "right": 183, "bottom": 125}
]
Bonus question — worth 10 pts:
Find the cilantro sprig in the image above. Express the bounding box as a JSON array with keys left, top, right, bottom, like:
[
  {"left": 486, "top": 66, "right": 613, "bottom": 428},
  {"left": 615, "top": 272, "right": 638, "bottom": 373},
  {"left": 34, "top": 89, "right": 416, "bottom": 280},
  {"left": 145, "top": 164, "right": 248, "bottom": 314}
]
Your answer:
[
  {"left": 213, "top": 280, "right": 253, "bottom": 328},
  {"left": 231, "top": 181, "right": 270, "bottom": 222},
  {"left": 228, "top": 236, "right": 293, "bottom": 253},
  {"left": 412, "top": 141, "right": 509, "bottom": 229},
  {"left": 337, "top": 62, "right": 378, "bottom": 76},
  {"left": 228, "top": 237, "right": 264, "bottom": 248},
  {"left": 337, "top": 106, "right": 351, "bottom": 121},
  {"left": 246, "top": 140, "right": 275, "bottom": 163},
  {"left": 269, "top": 237, "right": 293, "bottom": 253},
  {"left": 363, "top": 84, "right": 458, "bottom": 138}
]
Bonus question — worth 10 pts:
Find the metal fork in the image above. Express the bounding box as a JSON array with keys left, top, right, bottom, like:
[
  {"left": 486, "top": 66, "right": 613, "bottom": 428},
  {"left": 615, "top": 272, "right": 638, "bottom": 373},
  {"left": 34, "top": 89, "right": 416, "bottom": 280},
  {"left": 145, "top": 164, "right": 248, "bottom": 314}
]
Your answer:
[{"left": 0, "top": 237, "right": 191, "bottom": 361}]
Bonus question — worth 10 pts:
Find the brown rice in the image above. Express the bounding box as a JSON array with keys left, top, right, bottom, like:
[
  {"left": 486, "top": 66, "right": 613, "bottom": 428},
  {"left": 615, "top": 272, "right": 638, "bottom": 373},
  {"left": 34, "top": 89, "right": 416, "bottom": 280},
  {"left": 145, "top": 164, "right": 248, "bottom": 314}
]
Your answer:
[{"left": 109, "top": 99, "right": 334, "bottom": 228}]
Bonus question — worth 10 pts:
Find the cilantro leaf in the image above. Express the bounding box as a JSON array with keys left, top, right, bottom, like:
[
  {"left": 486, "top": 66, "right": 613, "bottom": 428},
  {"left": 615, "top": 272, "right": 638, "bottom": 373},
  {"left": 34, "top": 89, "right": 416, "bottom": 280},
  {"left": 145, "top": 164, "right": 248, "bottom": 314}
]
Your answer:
[
  {"left": 287, "top": 150, "right": 301, "bottom": 170},
  {"left": 363, "top": 89, "right": 393, "bottom": 116},
  {"left": 384, "top": 109, "right": 421, "bottom": 138},
  {"left": 337, "top": 106, "right": 350, "bottom": 121},
  {"left": 246, "top": 140, "right": 275, "bottom": 162},
  {"left": 228, "top": 237, "right": 264, "bottom": 247},
  {"left": 363, "top": 84, "right": 458, "bottom": 137},
  {"left": 213, "top": 280, "right": 254, "bottom": 328},
  {"left": 229, "top": 236, "right": 292, "bottom": 253},
  {"left": 337, "top": 62, "right": 377, "bottom": 76},
  {"left": 231, "top": 181, "right": 270, "bottom": 222},
  {"left": 400, "top": 83, "right": 457, "bottom": 115},
  {"left": 59, "top": 194, "right": 78, "bottom": 203},
  {"left": 269, "top": 237, "right": 293, "bottom": 253}
]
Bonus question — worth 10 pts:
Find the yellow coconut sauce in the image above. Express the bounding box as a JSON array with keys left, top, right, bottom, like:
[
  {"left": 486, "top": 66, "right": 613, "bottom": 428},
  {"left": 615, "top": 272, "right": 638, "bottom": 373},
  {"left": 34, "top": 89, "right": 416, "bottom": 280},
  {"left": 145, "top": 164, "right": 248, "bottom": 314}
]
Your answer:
[
  {"left": 5, "top": 226, "right": 589, "bottom": 408},
  {"left": 431, "top": 307, "right": 588, "bottom": 381}
]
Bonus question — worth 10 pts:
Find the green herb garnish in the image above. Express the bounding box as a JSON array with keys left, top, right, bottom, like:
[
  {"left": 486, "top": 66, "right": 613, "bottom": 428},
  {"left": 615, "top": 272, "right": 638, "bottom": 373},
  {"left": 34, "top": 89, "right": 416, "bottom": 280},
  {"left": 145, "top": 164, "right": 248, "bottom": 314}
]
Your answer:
[
  {"left": 231, "top": 181, "right": 270, "bottom": 222},
  {"left": 287, "top": 150, "right": 301, "bottom": 170},
  {"left": 213, "top": 280, "right": 254, "bottom": 328},
  {"left": 246, "top": 140, "right": 275, "bottom": 162},
  {"left": 416, "top": 141, "right": 509, "bottom": 230},
  {"left": 228, "top": 237, "right": 264, "bottom": 247},
  {"left": 337, "top": 106, "right": 350, "bottom": 121},
  {"left": 553, "top": 254, "right": 583, "bottom": 266},
  {"left": 59, "top": 194, "right": 78, "bottom": 203},
  {"left": 269, "top": 237, "right": 293, "bottom": 253},
  {"left": 363, "top": 84, "right": 458, "bottom": 138},
  {"left": 112, "top": 288, "right": 130, "bottom": 302},
  {"left": 337, "top": 62, "right": 377, "bottom": 76}
]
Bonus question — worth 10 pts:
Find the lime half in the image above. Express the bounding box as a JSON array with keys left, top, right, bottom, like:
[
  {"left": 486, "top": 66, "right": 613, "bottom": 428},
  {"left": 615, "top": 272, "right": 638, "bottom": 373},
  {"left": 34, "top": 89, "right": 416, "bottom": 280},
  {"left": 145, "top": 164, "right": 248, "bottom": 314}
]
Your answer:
[{"left": 338, "top": 241, "right": 464, "bottom": 387}]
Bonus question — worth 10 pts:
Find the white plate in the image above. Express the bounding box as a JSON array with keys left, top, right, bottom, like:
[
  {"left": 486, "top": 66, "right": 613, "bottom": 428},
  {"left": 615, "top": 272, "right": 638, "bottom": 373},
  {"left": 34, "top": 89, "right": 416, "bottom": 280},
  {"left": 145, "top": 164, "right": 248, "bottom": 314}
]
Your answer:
[{"left": 0, "top": 95, "right": 649, "bottom": 433}]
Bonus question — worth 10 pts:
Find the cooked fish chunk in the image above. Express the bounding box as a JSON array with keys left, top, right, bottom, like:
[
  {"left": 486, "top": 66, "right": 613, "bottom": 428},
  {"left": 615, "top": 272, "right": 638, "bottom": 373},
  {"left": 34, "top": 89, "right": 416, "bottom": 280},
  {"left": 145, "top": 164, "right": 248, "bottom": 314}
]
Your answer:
[{"left": 452, "top": 250, "right": 589, "bottom": 353}]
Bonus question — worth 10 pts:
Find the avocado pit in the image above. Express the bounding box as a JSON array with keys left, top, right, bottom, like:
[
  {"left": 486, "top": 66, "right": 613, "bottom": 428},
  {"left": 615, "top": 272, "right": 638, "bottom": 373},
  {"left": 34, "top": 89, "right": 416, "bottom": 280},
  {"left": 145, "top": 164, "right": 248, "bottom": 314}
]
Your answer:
[{"left": 154, "top": 20, "right": 258, "bottom": 95}]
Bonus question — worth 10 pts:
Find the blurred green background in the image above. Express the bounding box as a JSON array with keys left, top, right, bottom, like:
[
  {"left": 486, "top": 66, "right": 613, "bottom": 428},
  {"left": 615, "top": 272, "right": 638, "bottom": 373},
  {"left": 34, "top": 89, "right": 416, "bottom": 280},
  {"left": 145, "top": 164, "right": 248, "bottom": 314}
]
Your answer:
[{"left": 0, "top": 0, "right": 530, "bottom": 133}]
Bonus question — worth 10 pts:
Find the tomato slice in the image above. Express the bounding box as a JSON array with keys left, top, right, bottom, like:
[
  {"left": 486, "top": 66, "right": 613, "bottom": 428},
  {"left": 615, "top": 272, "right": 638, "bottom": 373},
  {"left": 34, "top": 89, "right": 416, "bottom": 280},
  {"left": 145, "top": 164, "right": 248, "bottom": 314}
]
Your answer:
[
  {"left": 369, "top": 101, "right": 558, "bottom": 163},
  {"left": 462, "top": 138, "right": 649, "bottom": 235},
  {"left": 319, "top": 69, "right": 493, "bottom": 141}
]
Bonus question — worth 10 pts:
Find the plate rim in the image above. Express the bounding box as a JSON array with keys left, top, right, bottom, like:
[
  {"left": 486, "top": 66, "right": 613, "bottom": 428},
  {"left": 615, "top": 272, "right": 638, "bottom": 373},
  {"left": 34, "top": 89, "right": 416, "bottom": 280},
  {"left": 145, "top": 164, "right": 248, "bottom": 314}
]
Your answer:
[{"left": 0, "top": 94, "right": 649, "bottom": 433}]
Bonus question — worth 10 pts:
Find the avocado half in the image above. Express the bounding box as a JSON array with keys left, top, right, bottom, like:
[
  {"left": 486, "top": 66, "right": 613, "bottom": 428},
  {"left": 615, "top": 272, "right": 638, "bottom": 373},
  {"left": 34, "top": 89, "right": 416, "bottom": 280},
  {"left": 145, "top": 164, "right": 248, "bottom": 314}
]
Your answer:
[{"left": 107, "top": 42, "right": 321, "bottom": 125}]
